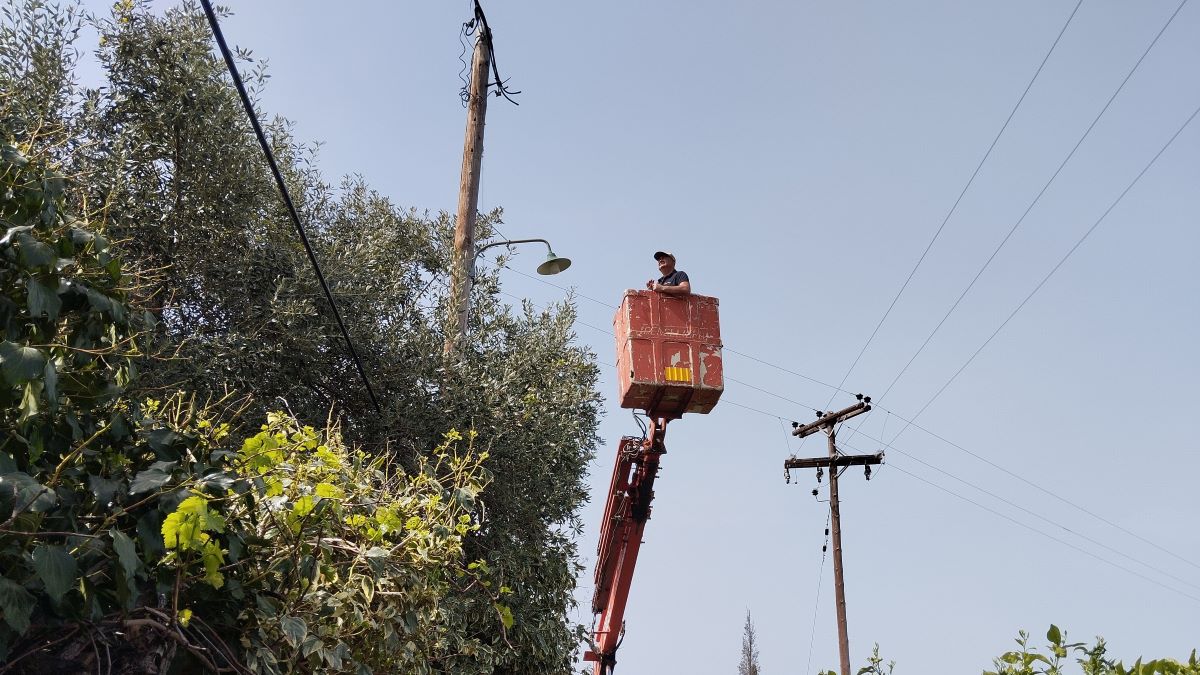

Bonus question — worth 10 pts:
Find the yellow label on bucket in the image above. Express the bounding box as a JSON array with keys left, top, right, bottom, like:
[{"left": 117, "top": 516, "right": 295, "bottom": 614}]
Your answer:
[{"left": 664, "top": 366, "right": 691, "bottom": 383}]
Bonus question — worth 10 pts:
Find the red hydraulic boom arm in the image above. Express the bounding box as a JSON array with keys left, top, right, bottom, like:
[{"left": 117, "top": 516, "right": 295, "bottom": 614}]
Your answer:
[
  {"left": 584, "top": 289, "right": 723, "bottom": 673},
  {"left": 582, "top": 418, "right": 668, "bottom": 674}
]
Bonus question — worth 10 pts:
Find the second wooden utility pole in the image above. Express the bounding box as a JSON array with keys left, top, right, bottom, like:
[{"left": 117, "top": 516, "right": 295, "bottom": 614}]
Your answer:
[
  {"left": 446, "top": 28, "right": 491, "bottom": 355},
  {"left": 786, "top": 396, "right": 882, "bottom": 675}
]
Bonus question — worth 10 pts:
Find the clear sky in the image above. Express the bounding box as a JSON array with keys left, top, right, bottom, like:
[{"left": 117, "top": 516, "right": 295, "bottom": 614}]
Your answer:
[{"left": 80, "top": 1, "right": 1200, "bottom": 672}]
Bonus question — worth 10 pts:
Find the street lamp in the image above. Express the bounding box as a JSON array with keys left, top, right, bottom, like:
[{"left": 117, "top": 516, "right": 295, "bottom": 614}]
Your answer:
[
  {"left": 474, "top": 238, "right": 572, "bottom": 277},
  {"left": 447, "top": 237, "right": 571, "bottom": 354}
]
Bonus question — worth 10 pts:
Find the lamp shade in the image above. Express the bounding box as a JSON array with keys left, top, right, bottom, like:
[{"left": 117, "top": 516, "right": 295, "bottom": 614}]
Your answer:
[{"left": 537, "top": 252, "right": 572, "bottom": 275}]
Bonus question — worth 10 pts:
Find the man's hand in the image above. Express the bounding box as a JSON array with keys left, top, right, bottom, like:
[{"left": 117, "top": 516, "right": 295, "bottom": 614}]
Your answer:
[
  {"left": 650, "top": 281, "right": 691, "bottom": 295},
  {"left": 646, "top": 279, "right": 656, "bottom": 290}
]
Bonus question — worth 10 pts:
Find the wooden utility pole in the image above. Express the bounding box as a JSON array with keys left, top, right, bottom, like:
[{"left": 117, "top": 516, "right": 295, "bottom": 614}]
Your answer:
[
  {"left": 446, "top": 28, "right": 491, "bottom": 355},
  {"left": 786, "top": 397, "right": 882, "bottom": 675}
]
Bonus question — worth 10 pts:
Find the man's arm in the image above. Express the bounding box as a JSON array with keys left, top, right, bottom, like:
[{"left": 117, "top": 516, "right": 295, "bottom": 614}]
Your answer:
[{"left": 652, "top": 280, "right": 691, "bottom": 295}]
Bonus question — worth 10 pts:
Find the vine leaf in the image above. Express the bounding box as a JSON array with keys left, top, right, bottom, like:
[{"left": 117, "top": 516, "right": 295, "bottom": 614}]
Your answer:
[
  {"left": 280, "top": 616, "right": 307, "bottom": 647},
  {"left": 31, "top": 544, "right": 76, "bottom": 602},
  {"left": 0, "top": 578, "right": 35, "bottom": 634}
]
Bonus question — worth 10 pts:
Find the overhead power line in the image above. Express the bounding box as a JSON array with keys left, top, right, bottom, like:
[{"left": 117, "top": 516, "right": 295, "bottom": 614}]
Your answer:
[
  {"left": 589, "top": 350, "right": 1200, "bottom": 605},
  {"left": 880, "top": 459, "right": 1200, "bottom": 605},
  {"left": 506, "top": 248, "right": 1200, "bottom": 575},
  {"left": 577, "top": 353, "right": 1200, "bottom": 597},
  {"left": 886, "top": 398, "right": 1200, "bottom": 574},
  {"left": 509, "top": 289, "right": 1200, "bottom": 581},
  {"left": 885, "top": 96, "right": 1200, "bottom": 453},
  {"left": 827, "top": 0, "right": 1086, "bottom": 406},
  {"left": 872, "top": 0, "right": 1191, "bottom": 407},
  {"left": 838, "top": 430, "right": 1200, "bottom": 593},
  {"left": 198, "top": 0, "right": 381, "bottom": 412}
]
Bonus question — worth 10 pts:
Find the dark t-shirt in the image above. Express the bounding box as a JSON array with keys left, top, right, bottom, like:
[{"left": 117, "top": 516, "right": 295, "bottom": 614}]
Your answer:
[{"left": 658, "top": 269, "right": 689, "bottom": 286}]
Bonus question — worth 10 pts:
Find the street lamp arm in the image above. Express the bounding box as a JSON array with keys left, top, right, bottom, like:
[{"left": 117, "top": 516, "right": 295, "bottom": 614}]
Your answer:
[
  {"left": 472, "top": 237, "right": 571, "bottom": 277},
  {"left": 474, "top": 238, "right": 553, "bottom": 259}
]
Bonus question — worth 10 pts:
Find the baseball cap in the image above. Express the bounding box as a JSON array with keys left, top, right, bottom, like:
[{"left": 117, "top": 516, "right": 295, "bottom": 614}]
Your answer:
[{"left": 653, "top": 251, "right": 675, "bottom": 261}]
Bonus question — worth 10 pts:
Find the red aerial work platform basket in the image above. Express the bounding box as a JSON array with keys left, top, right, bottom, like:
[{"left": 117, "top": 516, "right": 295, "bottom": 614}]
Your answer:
[{"left": 613, "top": 290, "right": 723, "bottom": 417}]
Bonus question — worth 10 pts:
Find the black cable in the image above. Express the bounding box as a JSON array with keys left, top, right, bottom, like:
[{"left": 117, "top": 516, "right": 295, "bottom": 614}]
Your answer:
[
  {"left": 460, "top": 0, "right": 520, "bottom": 106},
  {"left": 827, "top": 0, "right": 1086, "bottom": 407},
  {"left": 632, "top": 410, "right": 648, "bottom": 440},
  {"left": 198, "top": 0, "right": 380, "bottom": 412}
]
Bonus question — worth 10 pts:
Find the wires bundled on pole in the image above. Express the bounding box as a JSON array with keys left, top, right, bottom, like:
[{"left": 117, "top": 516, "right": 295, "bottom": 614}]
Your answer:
[{"left": 459, "top": 0, "right": 521, "bottom": 106}]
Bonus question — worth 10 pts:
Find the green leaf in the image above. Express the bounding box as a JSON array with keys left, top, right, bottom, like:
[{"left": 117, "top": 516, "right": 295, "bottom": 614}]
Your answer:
[
  {"left": 89, "top": 475, "right": 122, "bottom": 505},
  {"left": 42, "top": 357, "right": 57, "bottom": 409},
  {"left": 255, "top": 594, "right": 281, "bottom": 618},
  {"left": 1047, "top": 624, "right": 1062, "bottom": 645},
  {"left": 19, "top": 381, "right": 40, "bottom": 422},
  {"left": 200, "top": 540, "right": 225, "bottom": 589},
  {"left": 314, "top": 482, "right": 343, "bottom": 499},
  {"left": 326, "top": 642, "right": 350, "bottom": 669},
  {"left": 0, "top": 341, "right": 46, "bottom": 385},
  {"left": 13, "top": 232, "right": 55, "bottom": 269},
  {"left": 495, "top": 602, "right": 514, "bottom": 629},
  {"left": 300, "top": 636, "right": 324, "bottom": 658},
  {"left": 85, "top": 287, "right": 112, "bottom": 313},
  {"left": 280, "top": 616, "right": 307, "bottom": 648},
  {"left": 26, "top": 278, "right": 61, "bottom": 321},
  {"left": 1, "top": 225, "right": 33, "bottom": 246},
  {"left": 162, "top": 495, "right": 225, "bottom": 551},
  {"left": 31, "top": 544, "right": 76, "bottom": 602},
  {"left": 110, "top": 529, "right": 140, "bottom": 584},
  {"left": 136, "top": 511, "right": 165, "bottom": 558},
  {"left": 129, "top": 461, "right": 176, "bottom": 494},
  {"left": 67, "top": 227, "right": 93, "bottom": 248},
  {"left": 197, "top": 470, "right": 234, "bottom": 492},
  {"left": 146, "top": 428, "right": 182, "bottom": 454},
  {"left": 0, "top": 578, "right": 35, "bottom": 634},
  {"left": 0, "top": 472, "right": 58, "bottom": 514}
]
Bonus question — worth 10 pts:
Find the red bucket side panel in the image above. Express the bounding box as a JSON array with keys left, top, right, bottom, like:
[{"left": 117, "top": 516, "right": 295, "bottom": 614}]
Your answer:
[
  {"left": 613, "top": 290, "right": 723, "bottom": 415},
  {"left": 655, "top": 294, "right": 692, "bottom": 336}
]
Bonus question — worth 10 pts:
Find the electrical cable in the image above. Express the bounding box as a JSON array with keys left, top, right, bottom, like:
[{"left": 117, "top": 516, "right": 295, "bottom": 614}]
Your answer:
[
  {"left": 881, "top": 459, "right": 1200, "bottom": 605},
  {"left": 585, "top": 358, "right": 1200, "bottom": 593},
  {"left": 778, "top": 417, "right": 795, "bottom": 456},
  {"left": 839, "top": 432, "right": 1200, "bottom": 593},
  {"left": 879, "top": 403, "right": 1200, "bottom": 573},
  {"left": 804, "top": 512, "right": 832, "bottom": 675},
  {"left": 828, "top": 0, "right": 1086, "bottom": 406},
  {"left": 198, "top": 0, "right": 380, "bottom": 412},
  {"left": 509, "top": 269, "right": 855, "bottom": 394},
  {"left": 499, "top": 291, "right": 829, "bottom": 414},
  {"left": 502, "top": 289, "right": 1200, "bottom": 573},
  {"left": 888, "top": 96, "right": 1200, "bottom": 442},
  {"left": 870, "top": 0, "right": 1190, "bottom": 409},
  {"left": 460, "top": 0, "right": 521, "bottom": 106}
]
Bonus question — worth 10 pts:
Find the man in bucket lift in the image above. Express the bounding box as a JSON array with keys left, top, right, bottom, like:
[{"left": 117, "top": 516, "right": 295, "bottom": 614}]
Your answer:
[{"left": 647, "top": 250, "right": 691, "bottom": 295}]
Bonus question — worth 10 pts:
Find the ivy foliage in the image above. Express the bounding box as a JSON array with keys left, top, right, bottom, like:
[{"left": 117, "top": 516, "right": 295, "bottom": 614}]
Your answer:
[
  {"left": 3, "top": 1, "right": 602, "bottom": 672},
  {"left": 0, "top": 108, "right": 509, "bottom": 673}
]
